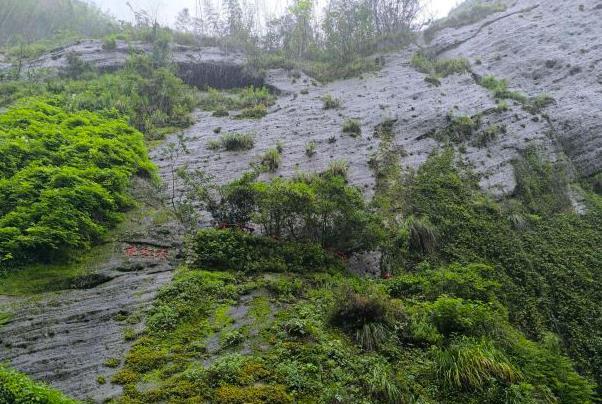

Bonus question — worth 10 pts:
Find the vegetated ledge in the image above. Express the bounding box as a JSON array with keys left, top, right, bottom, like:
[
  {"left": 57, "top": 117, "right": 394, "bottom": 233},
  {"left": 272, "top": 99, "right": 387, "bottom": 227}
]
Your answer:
[{"left": 3, "top": 39, "right": 265, "bottom": 89}]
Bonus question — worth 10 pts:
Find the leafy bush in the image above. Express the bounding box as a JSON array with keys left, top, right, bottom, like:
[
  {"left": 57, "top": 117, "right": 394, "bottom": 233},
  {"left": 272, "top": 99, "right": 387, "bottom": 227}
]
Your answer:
[
  {"left": 427, "top": 296, "right": 501, "bottom": 337},
  {"left": 386, "top": 149, "right": 602, "bottom": 390},
  {"left": 330, "top": 289, "right": 397, "bottom": 351},
  {"left": 433, "top": 115, "right": 480, "bottom": 143},
  {"left": 0, "top": 365, "right": 77, "bottom": 403},
  {"left": 0, "top": 98, "right": 154, "bottom": 266},
  {"left": 187, "top": 229, "right": 344, "bottom": 274},
  {"left": 2, "top": 55, "right": 197, "bottom": 140},
  {"left": 388, "top": 263, "right": 500, "bottom": 302},
  {"left": 186, "top": 169, "right": 380, "bottom": 254},
  {"left": 513, "top": 146, "right": 571, "bottom": 215}
]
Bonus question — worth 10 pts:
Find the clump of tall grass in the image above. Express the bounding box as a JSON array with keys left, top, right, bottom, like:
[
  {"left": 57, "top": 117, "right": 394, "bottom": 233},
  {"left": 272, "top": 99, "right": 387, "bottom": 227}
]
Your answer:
[
  {"left": 322, "top": 94, "right": 341, "bottom": 109},
  {"left": 208, "top": 133, "right": 255, "bottom": 151},
  {"left": 434, "top": 337, "right": 520, "bottom": 390}
]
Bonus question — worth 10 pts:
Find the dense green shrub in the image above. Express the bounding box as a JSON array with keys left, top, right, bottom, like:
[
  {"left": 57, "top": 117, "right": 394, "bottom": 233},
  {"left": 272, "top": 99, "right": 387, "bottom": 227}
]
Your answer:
[
  {"left": 184, "top": 170, "right": 381, "bottom": 254},
  {"left": 187, "top": 229, "right": 344, "bottom": 274},
  {"left": 1, "top": 55, "right": 197, "bottom": 140},
  {"left": 251, "top": 174, "right": 381, "bottom": 253},
  {"left": 426, "top": 296, "right": 502, "bottom": 337},
  {"left": 433, "top": 115, "right": 480, "bottom": 143},
  {"left": 513, "top": 146, "right": 571, "bottom": 214},
  {"left": 330, "top": 289, "right": 398, "bottom": 351},
  {"left": 0, "top": 98, "right": 153, "bottom": 266},
  {"left": 385, "top": 149, "right": 602, "bottom": 391},
  {"left": 388, "top": 263, "right": 500, "bottom": 302},
  {"left": 0, "top": 365, "right": 77, "bottom": 403},
  {"left": 102, "top": 35, "right": 117, "bottom": 50}
]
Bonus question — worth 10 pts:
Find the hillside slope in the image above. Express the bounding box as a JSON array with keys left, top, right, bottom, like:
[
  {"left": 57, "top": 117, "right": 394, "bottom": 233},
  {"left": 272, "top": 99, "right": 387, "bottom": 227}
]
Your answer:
[{"left": 0, "top": 0, "right": 601, "bottom": 402}]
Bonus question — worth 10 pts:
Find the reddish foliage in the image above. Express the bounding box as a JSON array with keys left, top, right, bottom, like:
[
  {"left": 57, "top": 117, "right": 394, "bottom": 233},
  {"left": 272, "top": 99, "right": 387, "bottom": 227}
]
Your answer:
[{"left": 124, "top": 245, "right": 168, "bottom": 259}]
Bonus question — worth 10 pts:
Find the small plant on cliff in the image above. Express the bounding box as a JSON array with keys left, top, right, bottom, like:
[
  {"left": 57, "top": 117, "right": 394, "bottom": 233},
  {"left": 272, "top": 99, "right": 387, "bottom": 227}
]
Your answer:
[
  {"left": 411, "top": 53, "right": 470, "bottom": 79},
  {"left": 212, "top": 107, "right": 230, "bottom": 117},
  {"left": 342, "top": 119, "right": 362, "bottom": 137},
  {"left": 200, "top": 86, "right": 275, "bottom": 112},
  {"left": 260, "top": 147, "right": 282, "bottom": 172},
  {"left": 219, "top": 133, "right": 255, "bottom": 151},
  {"left": 305, "top": 140, "right": 317, "bottom": 157},
  {"left": 323, "top": 94, "right": 341, "bottom": 109},
  {"left": 235, "top": 104, "right": 268, "bottom": 119},
  {"left": 102, "top": 36, "right": 117, "bottom": 50}
]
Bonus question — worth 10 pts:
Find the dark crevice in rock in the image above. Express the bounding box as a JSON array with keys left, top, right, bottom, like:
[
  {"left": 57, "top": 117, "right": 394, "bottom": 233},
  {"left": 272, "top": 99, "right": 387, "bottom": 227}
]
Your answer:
[{"left": 60, "top": 273, "right": 114, "bottom": 290}]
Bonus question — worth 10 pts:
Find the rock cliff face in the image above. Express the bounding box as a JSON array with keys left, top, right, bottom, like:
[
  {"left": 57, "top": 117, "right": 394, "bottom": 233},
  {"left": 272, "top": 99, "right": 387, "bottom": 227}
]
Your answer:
[
  {"left": 434, "top": 0, "right": 602, "bottom": 178},
  {"left": 7, "top": 39, "right": 264, "bottom": 89},
  {"left": 154, "top": 0, "right": 602, "bottom": 203},
  {"left": 0, "top": 0, "right": 600, "bottom": 400}
]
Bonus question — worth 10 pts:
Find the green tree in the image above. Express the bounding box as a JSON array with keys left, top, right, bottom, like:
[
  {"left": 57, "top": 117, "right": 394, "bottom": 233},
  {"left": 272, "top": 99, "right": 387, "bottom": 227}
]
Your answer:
[{"left": 323, "top": 0, "right": 376, "bottom": 63}]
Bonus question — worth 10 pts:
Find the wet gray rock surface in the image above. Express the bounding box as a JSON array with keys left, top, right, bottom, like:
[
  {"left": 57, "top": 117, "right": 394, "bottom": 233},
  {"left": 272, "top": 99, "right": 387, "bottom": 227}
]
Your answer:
[
  {"left": 155, "top": 0, "right": 601, "bottom": 201},
  {"left": 155, "top": 49, "right": 555, "bottom": 199},
  {"left": 5, "top": 39, "right": 263, "bottom": 89},
  {"left": 1, "top": 0, "right": 601, "bottom": 400},
  {"left": 434, "top": 0, "right": 602, "bottom": 177},
  {"left": 0, "top": 225, "right": 180, "bottom": 401}
]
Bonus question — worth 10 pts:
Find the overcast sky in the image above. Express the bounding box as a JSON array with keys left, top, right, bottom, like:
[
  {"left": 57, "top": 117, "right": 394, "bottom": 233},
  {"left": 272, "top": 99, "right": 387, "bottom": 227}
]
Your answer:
[{"left": 89, "top": 0, "right": 461, "bottom": 26}]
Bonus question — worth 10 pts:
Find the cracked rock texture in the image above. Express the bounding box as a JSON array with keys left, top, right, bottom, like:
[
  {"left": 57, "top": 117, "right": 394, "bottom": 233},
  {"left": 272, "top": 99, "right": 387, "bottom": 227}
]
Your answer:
[{"left": 1, "top": 0, "right": 601, "bottom": 400}]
